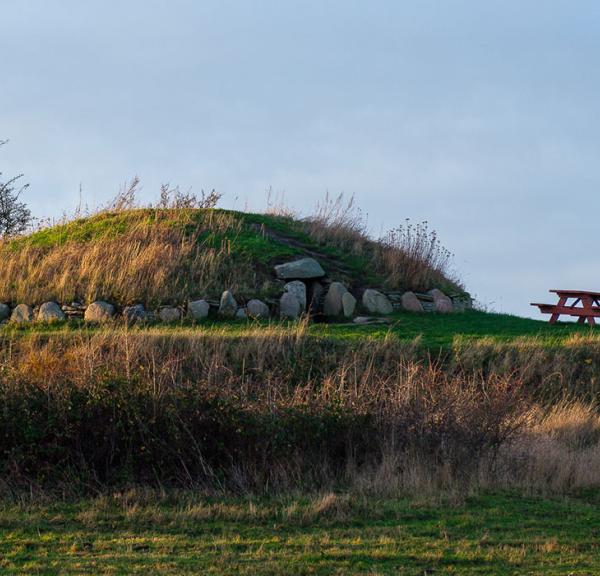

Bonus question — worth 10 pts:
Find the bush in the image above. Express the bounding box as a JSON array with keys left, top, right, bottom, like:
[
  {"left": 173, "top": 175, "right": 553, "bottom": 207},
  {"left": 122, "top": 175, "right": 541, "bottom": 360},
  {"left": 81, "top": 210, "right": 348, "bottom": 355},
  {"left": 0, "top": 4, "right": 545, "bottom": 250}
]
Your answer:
[{"left": 0, "top": 331, "right": 528, "bottom": 493}]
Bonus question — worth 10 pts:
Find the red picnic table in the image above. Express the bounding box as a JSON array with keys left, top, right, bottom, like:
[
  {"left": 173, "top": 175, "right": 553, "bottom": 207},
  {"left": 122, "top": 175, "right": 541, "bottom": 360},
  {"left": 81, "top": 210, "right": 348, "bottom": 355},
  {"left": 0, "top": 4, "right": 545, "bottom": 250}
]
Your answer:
[{"left": 531, "top": 290, "right": 600, "bottom": 325}]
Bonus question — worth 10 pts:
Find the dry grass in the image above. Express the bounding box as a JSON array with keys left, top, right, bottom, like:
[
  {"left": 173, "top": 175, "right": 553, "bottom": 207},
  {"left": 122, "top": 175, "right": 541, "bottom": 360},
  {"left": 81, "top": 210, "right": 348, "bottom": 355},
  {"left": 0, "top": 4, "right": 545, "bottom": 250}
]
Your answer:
[
  {"left": 300, "top": 193, "right": 462, "bottom": 292},
  {"left": 376, "top": 220, "right": 460, "bottom": 291},
  {"left": 0, "top": 329, "right": 598, "bottom": 496},
  {"left": 0, "top": 209, "right": 255, "bottom": 305}
]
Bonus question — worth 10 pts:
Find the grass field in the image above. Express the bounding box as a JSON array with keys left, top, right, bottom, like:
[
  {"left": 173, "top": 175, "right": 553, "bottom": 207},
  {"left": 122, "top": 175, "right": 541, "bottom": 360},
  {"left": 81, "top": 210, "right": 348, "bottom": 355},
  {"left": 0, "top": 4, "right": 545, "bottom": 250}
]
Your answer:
[
  {"left": 3, "top": 309, "right": 597, "bottom": 349},
  {"left": 1, "top": 492, "right": 599, "bottom": 575}
]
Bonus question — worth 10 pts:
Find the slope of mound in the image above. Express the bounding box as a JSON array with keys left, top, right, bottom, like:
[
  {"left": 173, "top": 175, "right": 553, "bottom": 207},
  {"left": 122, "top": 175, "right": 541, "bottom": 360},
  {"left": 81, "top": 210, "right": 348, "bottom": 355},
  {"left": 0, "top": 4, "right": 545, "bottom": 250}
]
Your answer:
[{"left": 0, "top": 208, "right": 464, "bottom": 306}]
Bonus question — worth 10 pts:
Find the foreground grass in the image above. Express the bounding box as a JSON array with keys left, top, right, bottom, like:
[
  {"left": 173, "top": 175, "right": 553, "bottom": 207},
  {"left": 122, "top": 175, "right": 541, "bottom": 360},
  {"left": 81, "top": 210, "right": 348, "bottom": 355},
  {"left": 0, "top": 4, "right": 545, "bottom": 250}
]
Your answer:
[{"left": 1, "top": 492, "right": 599, "bottom": 575}]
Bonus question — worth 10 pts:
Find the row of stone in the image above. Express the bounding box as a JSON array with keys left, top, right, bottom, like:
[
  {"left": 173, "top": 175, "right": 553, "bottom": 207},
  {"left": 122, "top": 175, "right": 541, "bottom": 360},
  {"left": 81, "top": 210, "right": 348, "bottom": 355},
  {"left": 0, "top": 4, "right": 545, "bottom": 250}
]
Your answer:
[
  {"left": 0, "top": 285, "right": 456, "bottom": 326},
  {"left": 0, "top": 295, "right": 272, "bottom": 325}
]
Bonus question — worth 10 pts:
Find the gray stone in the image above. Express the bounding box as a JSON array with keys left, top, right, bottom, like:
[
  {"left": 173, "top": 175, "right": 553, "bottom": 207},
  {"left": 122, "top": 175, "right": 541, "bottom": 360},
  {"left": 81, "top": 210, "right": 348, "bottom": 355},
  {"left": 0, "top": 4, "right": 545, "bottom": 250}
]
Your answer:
[
  {"left": 342, "top": 291, "right": 357, "bottom": 318},
  {"left": 37, "top": 302, "right": 66, "bottom": 323},
  {"left": 0, "top": 303, "right": 10, "bottom": 321},
  {"left": 284, "top": 280, "right": 306, "bottom": 311},
  {"left": 159, "top": 306, "right": 181, "bottom": 322},
  {"left": 246, "top": 299, "right": 270, "bottom": 319},
  {"left": 188, "top": 299, "right": 210, "bottom": 320},
  {"left": 323, "top": 282, "right": 348, "bottom": 317},
  {"left": 123, "top": 304, "right": 147, "bottom": 323},
  {"left": 428, "top": 289, "right": 454, "bottom": 313},
  {"left": 10, "top": 304, "right": 34, "bottom": 324},
  {"left": 401, "top": 291, "right": 424, "bottom": 313},
  {"left": 307, "top": 281, "right": 325, "bottom": 313},
  {"left": 451, "top": 295, "right": 473, "bottom": 312},
  {"left": 280, "top": 292, "right": 301, "bottom": 319},
  {"left": 353, "top": 315, "right": 393, "bottom": 325},
  {"left": 362, "top": 289, "right": 393, "bottom": 315},
  {"left": 218, "top": 290, "right": 238, "bottom": 318},
  {"left": 235, "top": 308, "right": 247, "bottom": 319},
  {"left": 274, "top": 258, "right": 325, "bottom": 280},
  {"left": 84, "top": 300, "right": 115, "bottom": 322}
]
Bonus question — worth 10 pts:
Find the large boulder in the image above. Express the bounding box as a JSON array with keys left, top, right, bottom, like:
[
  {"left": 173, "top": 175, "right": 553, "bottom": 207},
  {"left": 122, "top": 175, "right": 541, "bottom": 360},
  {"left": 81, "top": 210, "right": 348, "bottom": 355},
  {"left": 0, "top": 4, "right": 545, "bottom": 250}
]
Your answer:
[
  {"left": 274, "top": 258, "right": 325, "bottom": 280},
  {"left": 362, "top": 289, "right": 393, "bottom": 315},
  {"left": 284, "top": 280, "right": 306, "bottom": 311},
  {"left": 123, "top": 304, "right": 147, "bottom": 323},
  {"left": 84, "top": 301, "right": 115, "bottom": 322},
  {"left": 323, "top": 282, "right": 348, "bottom": 317},
  {"left": 246, "top": 299, "right": 270, "bottom": 319},
  {"left": 428, "top": 289, "right": 453, "bottom": 313},
  {"left": 280, "top": 292, "right": 301, "bottom": 319},
  {"left": 188, "top": 299, "right": 210, "bottom": 320},
  {"left": 0, "top": 303, "right": 10, "bottom": 322},
  {"left": 218, "top": 291, "right": 238, "bottom": 318},
  {"left": 159, "top": 306, "right": 181, "bottom": 322},
  {"left": 401, "top": 291, "right": 423, "bottom": 312},
  {"left": 342, "top": 292, "right": 357, "bottom": 318},
  {"left": 10, "top": 304, "right": 34, "bottom": 323},
  {"left": 37, "top": 302, "right": 66, "bottom": 323}
]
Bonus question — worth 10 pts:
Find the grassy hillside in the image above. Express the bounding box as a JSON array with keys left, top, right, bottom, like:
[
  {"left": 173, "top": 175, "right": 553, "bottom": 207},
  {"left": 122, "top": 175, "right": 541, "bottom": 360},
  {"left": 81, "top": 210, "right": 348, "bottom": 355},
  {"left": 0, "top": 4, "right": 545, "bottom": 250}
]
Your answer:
[{"left": 0, "top": 207, "right": 464, "bottom": 306}]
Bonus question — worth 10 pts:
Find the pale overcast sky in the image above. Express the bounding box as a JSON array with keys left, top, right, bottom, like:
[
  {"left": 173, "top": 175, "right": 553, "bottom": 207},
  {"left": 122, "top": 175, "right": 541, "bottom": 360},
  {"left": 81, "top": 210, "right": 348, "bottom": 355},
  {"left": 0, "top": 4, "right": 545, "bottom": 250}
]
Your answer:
[{"left": 2, "top": 1, "right": 599, "bottom": 317}]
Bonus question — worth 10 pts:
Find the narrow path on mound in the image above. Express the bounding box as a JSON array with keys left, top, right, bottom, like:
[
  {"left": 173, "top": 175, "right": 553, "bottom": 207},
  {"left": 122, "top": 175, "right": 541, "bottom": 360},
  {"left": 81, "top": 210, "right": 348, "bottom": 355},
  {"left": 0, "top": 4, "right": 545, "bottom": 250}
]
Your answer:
[{"left": 252, "top": 223, "right": 374, "bottom": 287}]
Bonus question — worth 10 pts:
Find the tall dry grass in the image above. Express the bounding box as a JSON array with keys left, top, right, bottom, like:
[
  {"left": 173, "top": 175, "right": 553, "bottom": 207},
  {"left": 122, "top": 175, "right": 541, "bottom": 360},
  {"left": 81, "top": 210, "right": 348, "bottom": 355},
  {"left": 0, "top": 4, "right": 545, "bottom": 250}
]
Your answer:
[
  {"left": 0, "top": 330, "right": 598, "bottom": 496},
  {"left": 0, "top": 209, "right": 258, "bottom": 305},
  {"left": 300, "top": 193, "right": 463, "bottom": 292}
]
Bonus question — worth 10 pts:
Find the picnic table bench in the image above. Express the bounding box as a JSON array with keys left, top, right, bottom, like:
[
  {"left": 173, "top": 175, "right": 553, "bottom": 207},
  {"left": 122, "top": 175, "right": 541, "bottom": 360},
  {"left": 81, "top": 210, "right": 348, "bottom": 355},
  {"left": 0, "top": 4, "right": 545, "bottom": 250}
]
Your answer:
[{"left": 531, "top": 289, "right": 600, "bottom": 325}]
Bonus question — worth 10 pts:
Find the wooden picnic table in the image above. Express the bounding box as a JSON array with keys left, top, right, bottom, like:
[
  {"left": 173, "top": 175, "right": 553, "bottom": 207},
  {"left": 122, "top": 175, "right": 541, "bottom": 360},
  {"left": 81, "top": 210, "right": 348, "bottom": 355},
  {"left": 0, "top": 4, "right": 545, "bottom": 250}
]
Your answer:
[{"left": 531, "top": 289, "right": 600, "bottom": 325}]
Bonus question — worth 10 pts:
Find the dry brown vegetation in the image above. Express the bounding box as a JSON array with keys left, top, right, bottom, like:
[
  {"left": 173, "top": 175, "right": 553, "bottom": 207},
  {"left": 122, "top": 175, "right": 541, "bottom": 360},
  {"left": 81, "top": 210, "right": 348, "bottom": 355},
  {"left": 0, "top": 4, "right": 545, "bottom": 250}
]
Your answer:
[
  {"left": 0, "top": 209, "right": 258, "bottom": 306},
  {"left": 0, "top": 328, "right": 598, "bottom": 496},
  {"left": 300, "top": 192, "right": 461, "bottom": 292}
]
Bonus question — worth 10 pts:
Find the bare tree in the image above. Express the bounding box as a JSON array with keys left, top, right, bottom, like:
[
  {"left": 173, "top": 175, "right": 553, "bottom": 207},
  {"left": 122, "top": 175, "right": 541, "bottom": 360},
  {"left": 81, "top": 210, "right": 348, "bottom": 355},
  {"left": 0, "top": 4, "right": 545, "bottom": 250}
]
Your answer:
[{"left": 0, "top": 140, "right": 31, "bottom": 237}]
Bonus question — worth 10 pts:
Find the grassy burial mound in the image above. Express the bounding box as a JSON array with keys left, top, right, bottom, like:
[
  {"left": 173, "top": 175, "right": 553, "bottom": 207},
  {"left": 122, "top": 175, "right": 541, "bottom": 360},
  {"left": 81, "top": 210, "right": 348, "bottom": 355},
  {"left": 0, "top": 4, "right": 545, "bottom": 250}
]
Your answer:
[{"left": 0, "top": 204, "right": 465, "bottom": 316}]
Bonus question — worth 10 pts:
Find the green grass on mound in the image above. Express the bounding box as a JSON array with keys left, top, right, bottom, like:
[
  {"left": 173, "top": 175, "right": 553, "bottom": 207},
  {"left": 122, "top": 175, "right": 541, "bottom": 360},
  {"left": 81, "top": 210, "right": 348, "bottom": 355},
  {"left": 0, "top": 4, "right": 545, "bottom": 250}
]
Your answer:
[{"left": 1, "top": 492, "right": 598, "bottom": 575}]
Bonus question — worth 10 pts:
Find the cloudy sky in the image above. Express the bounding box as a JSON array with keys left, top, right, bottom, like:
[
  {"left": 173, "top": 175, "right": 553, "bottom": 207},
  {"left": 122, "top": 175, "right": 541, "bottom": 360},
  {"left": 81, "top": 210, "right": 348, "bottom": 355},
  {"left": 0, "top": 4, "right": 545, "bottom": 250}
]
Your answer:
[{"left": 2, "top": 0, "right": 599, "bottom": 317}]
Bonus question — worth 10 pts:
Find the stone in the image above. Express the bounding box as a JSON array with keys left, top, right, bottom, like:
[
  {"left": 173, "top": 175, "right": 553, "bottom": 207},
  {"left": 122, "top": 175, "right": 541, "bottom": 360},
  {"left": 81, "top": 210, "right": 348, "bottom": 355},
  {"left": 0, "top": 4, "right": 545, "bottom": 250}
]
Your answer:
[
  {"left": 188, "top": 299, "right": 210, "bottom": 320},
  {"left": 246, "top": 299, "right": 270, "bottom": 319},
  {"left": 428, "top": 289, "right": 454, "bottom": 313},
  {"left": 0, "top": 303, "right": 9, "bottom": 322},
  {"left": 362, "top": 289, "right": 393, "bottom": 315},
  {"left": 284, "top": 280, "right": 306, "bottom": 311},
  {"left": 84, "top": 300, "right": 115, "bottom": 322},
  {"left": 452, "top": 295, "right": 473, "bottom": 312},
  {"left": 37, "top": 302, "right": 66, "bottom": 323},
  {"left": 307, "top": 281, "right": 325, "bottom": 313},
  {"left": 280, "top": 292, "right": 301, "bottom": 319},
  {"left": 274, "top": 258, "right": 325, "bottom": 280},
  {"left": 401, "top": 291, "right": 424, "bottom": 313},
  {"left": 342, "top": 291, "right": 357, "bottom": 318},
  {"left": 323, "top": 282, "right": 348, "bottom": 317},
  {"left": 10, "top": 304, "right": 34, "bottom": 323},
  {"left": 235, "top": 308, "right": 247, "bottom": 319},
  {"left": 123, "top": 304, "right": 147, "bottom": 323},
  {"left": 353, "top": 315, "right": 393, "bottom": 325},
  {"left": 218, "top": 290, "right": 238, "bottom": 318},
  {"left": 159, "top": 306, "right": 181, "bottom": 322}
]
